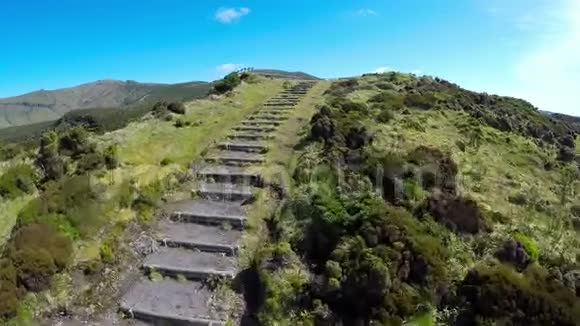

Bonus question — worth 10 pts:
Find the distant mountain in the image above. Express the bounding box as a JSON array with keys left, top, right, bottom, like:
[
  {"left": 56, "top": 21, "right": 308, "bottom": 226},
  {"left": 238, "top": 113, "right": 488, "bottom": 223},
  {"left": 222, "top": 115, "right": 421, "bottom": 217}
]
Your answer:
[
  {"left": 0, "top": 80, "right": 210, "bottom": 128},
  {"left": 540, "top": 110, "right": 580, "bottom": 134},
  {"left": 252, "top": 69, "right": 320, "bottom": 80}
]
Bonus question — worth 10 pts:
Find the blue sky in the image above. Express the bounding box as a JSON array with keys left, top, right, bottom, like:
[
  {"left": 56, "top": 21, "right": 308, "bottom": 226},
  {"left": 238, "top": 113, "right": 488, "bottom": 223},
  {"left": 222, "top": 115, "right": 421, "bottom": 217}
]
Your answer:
[{"left": 0, "top": 0, "right": 578, "bottom": 115}]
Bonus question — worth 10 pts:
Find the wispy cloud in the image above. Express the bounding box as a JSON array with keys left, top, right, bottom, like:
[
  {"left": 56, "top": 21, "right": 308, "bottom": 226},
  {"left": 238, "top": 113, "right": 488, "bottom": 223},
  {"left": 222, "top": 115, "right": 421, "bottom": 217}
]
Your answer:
[
  {"left": 356, "top": 9, "right": 378, "bottom": 17},
  {"left": 215, "top": 7, "right": 250, "bottom": 24},
  {"left": 512, "top": 0, "right": 580, "bottom": 114},
  {"left": 216, "top": 63, "right": 242, "bottom": 74},
  {"left": 373, "top": 66, "right": 393, "bottom": 74}
]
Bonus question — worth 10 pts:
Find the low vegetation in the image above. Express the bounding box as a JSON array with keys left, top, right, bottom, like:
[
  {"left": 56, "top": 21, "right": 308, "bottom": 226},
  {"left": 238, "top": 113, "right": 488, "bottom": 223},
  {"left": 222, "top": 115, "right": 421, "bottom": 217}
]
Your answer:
[
  {"left": 254, "top": 72, "right": 580, "bottom": 325},
  {"left": 0, "top": 73, "right": 279, "bottom": 321}
]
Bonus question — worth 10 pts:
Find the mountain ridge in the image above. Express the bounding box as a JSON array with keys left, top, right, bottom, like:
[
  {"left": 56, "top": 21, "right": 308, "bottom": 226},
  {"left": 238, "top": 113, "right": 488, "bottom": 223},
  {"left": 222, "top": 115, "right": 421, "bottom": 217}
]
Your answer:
[{"left": 0, "top": 80, "right": 210, "bottom": 128}]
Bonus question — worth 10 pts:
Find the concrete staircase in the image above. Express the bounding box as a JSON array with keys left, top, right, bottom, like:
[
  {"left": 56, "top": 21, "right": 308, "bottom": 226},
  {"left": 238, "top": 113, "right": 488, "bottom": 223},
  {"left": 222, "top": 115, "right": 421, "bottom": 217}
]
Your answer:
[{"left": 119, "top": 81, "right": 316, "bottom": 325}]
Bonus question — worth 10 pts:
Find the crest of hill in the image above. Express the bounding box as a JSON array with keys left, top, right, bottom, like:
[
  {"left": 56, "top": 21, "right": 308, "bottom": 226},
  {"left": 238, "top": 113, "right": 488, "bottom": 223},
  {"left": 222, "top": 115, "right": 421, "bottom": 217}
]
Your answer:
[
  {"left": 0, "top": 80, "right": 210, "bottom": 128},
  {"left": 252, "top": 69, "right": 320, "bottom": 80}
]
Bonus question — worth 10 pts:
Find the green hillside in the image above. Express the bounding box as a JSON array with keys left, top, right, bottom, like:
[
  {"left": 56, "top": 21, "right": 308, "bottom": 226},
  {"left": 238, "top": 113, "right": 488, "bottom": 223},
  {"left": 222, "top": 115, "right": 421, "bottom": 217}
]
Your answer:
[
  {"left": 0, "top": 71, "right": 578, "bottom": 325},
  {"left": 0, "top": 80, "right": 211, "bottom": 128},
  {"left": 252, "top": 72, "right": 580, "bottom": 325},
  {"left": 253, "top": 69, "right": 321, "bottom": 80}
]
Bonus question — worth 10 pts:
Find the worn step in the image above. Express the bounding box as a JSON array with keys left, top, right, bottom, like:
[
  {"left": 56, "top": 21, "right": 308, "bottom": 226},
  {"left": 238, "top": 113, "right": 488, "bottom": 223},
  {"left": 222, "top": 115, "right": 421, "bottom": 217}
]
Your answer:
[
  {"left": 267, "top": 99, "right": 300, "bottom": 104},
  {"left": 270, "top": 97, "right": 301, "bottom": 100},
  {"left": 227, "top": 133, "right": 273, "bottom": 141},
  {"left": 120, "top": 278, "right": 226, "bottom": 325},
  {"left": 263, "top": 102, "right": 296, "bottom": 107},
  {"left": 198, "top": 164, "right": 263, "bottom": 186},
  {"left": 194, "top": 182, "right": 256, "bottom": 201},
  {"left": 205, "top": 151, "right": 265, "bottom": 165},
  {"left": 143, "top": 247, "right": 237, "bottom": 280},
  {"left": 219, "top": 140, "right": 268, "bottom": 152},
  {"left": 241, "top": 120, "right": 281, "bottom": 126},
  {"left": 156, "top": 220, "right": 242, "bottom": 255},
  {"left": 257, "top": 110, "right": 291, "bottom": 115},
  {"left": 248, "top": 114, "right": 288, "bottom": 121},
  {"left": 232, "top": 125, "right": 276, "bottom": 132},
  {"left": 166, "top": 199, "right": 246, "bottom": 227}
]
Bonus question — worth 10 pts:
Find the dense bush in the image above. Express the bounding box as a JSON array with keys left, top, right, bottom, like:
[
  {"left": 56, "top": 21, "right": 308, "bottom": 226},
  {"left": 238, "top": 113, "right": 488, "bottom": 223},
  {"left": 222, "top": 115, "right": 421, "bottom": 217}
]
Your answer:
[
  {"left": 422, "top": 191, "right": 484, "bottom": 234},
  {"left": 310, "top": 106, "right": 337, "bottom": 144},
  {"left": 103, "top": 144, "right": 119, "bottom": 169},
  {"left": 458, "top": 264, "right": 580, "bottom": 325},
  {"left": 36, "top": 132, "right": 67, "bottom": 182},
  {"left": 374, "top": 105, "right": 395, "bottom": 123},
  {"left": 285, "top": 170, "right": 448, "bottom": 324},
  {"left": 212, "top": 72, "right": 241, "bottom": 94},
  {"left": 58, "top": 127, "right": 95, "bottom": 159},
  {"left": 18, "top": 175, "right": 104, "bottom": 239},
  {"left": 167, "top": 102, "right": 186, "bottom": 114},
  {"left": 0, "top": 164, "right": 38, "bottom": 199},
  {"left": 404, "top": 93, "right": 437, "bottom": 110},
  {"left": 368, "top": 92, "right": 405, "bottom": 111}
]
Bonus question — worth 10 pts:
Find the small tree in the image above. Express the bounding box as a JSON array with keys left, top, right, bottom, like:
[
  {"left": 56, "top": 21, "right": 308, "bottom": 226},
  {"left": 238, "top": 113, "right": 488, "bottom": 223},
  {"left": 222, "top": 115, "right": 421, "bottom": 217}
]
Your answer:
[
  {"left": 167, "top": 102, "right": 186, "bottom": 115},
  {"left": 558, "top": 164, "right": 579, "bottom": 205},
  {"left": 36, "top": 132, "right": 66, "bottom": 182},
  {"left": 213, "top": 72, "right": 241, "bottom": 94}
]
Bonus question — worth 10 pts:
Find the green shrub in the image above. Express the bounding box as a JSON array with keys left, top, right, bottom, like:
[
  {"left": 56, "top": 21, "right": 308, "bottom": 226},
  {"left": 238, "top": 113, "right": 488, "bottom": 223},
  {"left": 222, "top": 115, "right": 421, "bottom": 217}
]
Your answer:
[
  {"left": 0, "top": 279, "right": 20, "bottom": 319},
  {"left": 17, "top": 175, "right": 103, "bottom": 239},
  {"left": 213, "top": 72, "right": 241, "bottom": 94},
  {"left": 512, "top": 232, "right": 539, "bottom": 261},
  {"left": 160, "top": 157, "right": 174, "bottom": 166},
  {"left": 376, "top": 108, "right": 395, "bottom": 123},
  {"left": 58, "top": 127, "right": 95, "bottom": 159},
  {"left": 173, "top": 119, "right": 187, "bottom": 128},
  {"left": 12, "top": 248, "right": 56, "bottom": 292},
  {"left": 0, "top": 164, "right": 38, "bottom": 199},
  {"left": 10, "top": 224, "right": 72, "bottom": 271},
  {"left": 404, "top": 93, "right": 437, "bottom": 110},
  {"left": 368, "top": 92, "right": 404, "bottom": 111},
  {"left": 103, "top": 144, "right": 119, "bottom": 169},
  {"left": 36, "top": 132, "right": 67, "bottom": 182},
  {"left": 459, "top": 264, "right": 580, "bottom": 324},
  {"left": 132, "top": 183, "right": 162, "bottom": 224},
  {"left": 167, "top": 102, "right": 186, "bottom": 114},
  {"left": 76, "top": 151, "right": 105, "bottom": 174}
]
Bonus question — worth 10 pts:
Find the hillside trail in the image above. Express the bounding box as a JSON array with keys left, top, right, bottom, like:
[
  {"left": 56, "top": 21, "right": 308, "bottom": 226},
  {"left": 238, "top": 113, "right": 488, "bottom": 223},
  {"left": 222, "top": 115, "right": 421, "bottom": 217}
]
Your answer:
[{"left": 106, "top": 80, "right": 325, "bottom": 325}]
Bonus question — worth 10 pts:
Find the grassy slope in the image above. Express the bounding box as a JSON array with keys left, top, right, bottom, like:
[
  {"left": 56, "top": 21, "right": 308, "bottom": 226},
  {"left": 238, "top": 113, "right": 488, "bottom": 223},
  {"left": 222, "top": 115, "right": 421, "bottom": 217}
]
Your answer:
[
  {"left": 0, "top": 81, "right": 211, "bottom": 128},
  {"left": 352, "top": 74, "right": 579, "bottom": 272},
  {"left": 0, "top": 78, "right": 281, "bottom": 252},
  {"left": 0, "top": 77, "right": 283, "bottom": 324}
]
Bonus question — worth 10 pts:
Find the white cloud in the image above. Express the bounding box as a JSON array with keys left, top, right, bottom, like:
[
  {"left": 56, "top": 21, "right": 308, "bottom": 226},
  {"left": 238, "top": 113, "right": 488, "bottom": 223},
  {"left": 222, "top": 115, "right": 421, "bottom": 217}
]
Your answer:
[
  {"left": 356, "top": 9, "right": 377, "bottom": 17},
  {"left": 512, "top": 0, "right": 580, "bottom": 115},
  {"left": 411, "top": 69, "right": 423, "bottom": 75},
  {"left": 215, "top": 7, "right": 250, "bottom": 24},
  {"left": 216, "top": 63, "right": 242, "bottom": 74},
  {"left": 373, "top": 66, "right": 393, "bottom": 74}
]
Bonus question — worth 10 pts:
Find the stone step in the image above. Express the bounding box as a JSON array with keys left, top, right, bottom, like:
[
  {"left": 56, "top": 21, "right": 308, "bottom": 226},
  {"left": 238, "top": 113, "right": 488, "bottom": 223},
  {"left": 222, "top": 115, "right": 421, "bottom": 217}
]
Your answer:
[
  {"left": 257, "top": 110, "right": 291, "bottom": 115},
  {"left": 205, "top": 151, "right": 265, "bottom": 165},
  {"left": 143, "top": 247, "right": 237, "bottom": 280},
  {"left": 120, "top": 278, "right": 226, "bottom": 325},
  {"left": 226, "top": 133, "right": 273, "bottom": 142},
  {"left": 248, "top": 114, "right": 288, "bottom": 121},
  {"left": 280, "top": 91, "right": 308, "bottom": 94},
  {"left": 266, "top": 99, "right": 300, "bottom": 103},
  {"left": 263, "top": 103, "right": 296, "bottom": 107},
  {"left": 270, "top": 96, "right": 301, "bottom": 100},
  {"left": 156, "top": 220, "right": 242, "bottom": 255},
  {"left": 241, "top": 120, "right": 281, "bottom": 126},
  {"left": 232, "top": 125, "right": 276, "bottom": 132},
  {"left": 166, "top": 199, "right": 246, "bottom": 228},
  {"left": 219, "top": 140, "right": 268, "bottom": 152},
  {"left": 197, "top": 164, "right": 263, "bottom": 186},
  {"left": 194, "top": 182, "right": 256, "bottom": 201}
]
